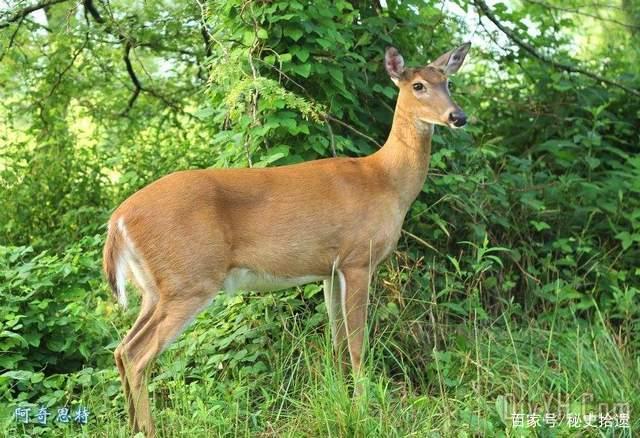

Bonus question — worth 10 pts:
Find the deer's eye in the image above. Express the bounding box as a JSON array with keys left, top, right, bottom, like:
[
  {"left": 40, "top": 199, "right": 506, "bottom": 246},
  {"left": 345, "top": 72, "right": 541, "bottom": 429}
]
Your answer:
[
  {"left": 447, "top": 81, "right": 454, "bottom": 92},
  {"left": 412, "top": 83, "right": 425, "bottom": 91}
]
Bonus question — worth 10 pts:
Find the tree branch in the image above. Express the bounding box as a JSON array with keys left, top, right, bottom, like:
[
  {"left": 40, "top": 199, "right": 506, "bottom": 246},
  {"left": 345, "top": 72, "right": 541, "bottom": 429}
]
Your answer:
[
  {"left": 325, "top": 114, "right": 382, "bottom": 148},
  {"left": 0, "top": 16, "right": 25, "bottom": 62},
  {"left": 121, "top": 41, "right": 141, "bottom": 114},
  {"left": 25, "top": 17, "right": 52, "bottom": 32},
  {"left": 47, "top": 35, "right": 88, "bottom": 97},
  {"left": 121, "top": 43, "right": 198, "bottom": 119},
  {"left": 200, "top": 24, "right": 212, "bottom": 59},
  {"left": 0, "top": 0, "right": 70, "bottom": 29},
  {"left": 324, "top": 114, "right": 337, "bottom": 157},
  {"left": 523, "top": 0, "right": 640, "bottom": 30},
  {"left": 138, "top": 42, "right": 196, "bottom": 57},
  {"left": 82, "top": 0, "right": 198, "bottom": 118},
  {"left": 473, "top": 0, "right": 640, "bottom": 97},
  {"left": 82, "top": 0, "right": 105, "bottom": 24}
]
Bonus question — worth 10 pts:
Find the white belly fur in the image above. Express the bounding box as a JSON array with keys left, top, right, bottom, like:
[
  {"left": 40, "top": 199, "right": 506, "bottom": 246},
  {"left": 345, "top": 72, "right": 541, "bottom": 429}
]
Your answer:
[{"left": 222, "top": 268, "right": 327, "bottom": 293}]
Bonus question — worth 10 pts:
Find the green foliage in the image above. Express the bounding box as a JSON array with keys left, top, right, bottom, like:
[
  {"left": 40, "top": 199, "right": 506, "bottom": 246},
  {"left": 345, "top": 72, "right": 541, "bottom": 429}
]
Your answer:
[
  {"left": 0, "top": 0, "right": 639, "bottom": 434},
  {"left": 166, "top": 288, "right": 324, "bottom": 380},
  {"left": 0, "top": 237, "right": 113, "bottom": 404},
  {"left": 199, "top": 0, "right": 467, "bottom": 167}
]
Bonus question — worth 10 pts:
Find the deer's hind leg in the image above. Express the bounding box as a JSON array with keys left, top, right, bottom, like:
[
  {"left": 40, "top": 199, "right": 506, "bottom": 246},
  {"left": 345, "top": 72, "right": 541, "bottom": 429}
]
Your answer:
[
  {"left": 118, "top": 287, "right": 217, "bottom": 436},
  {"left": 114, "top": 296, "right": 156, "bottom": 430},
  {"left": 113, "top": 254, "right": 160, "bottom": 430}
]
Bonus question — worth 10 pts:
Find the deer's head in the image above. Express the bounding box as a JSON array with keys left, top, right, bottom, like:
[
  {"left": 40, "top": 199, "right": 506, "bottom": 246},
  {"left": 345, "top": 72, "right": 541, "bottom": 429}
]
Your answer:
[{"left": 385, "top": 43, "right": 471, "bottom": 129}]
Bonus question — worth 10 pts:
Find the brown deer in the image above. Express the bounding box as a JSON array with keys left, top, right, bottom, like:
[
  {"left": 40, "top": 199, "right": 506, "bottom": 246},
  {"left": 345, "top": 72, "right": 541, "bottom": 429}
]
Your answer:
[{"left": 103, "top": 43, "right": 471, "bottom": 435}]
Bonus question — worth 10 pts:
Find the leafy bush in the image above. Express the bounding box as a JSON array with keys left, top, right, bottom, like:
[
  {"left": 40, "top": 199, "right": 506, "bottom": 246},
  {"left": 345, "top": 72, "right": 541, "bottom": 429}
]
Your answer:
[
  {"left": 0, "top": 236, "right": 114, "bottom": 404},
  {"left": 0, "top": 0, "right": 639, "bottom": 433}
]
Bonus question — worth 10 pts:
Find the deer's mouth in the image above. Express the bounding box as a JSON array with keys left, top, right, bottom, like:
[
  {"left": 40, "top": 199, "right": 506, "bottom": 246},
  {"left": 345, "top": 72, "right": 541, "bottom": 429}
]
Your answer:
[{"left": 447, "top": 121, "right": 466, "bottom": 129}]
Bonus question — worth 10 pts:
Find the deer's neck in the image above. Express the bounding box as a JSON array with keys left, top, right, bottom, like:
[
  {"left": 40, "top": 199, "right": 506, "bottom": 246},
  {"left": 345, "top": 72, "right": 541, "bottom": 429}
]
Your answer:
[{"left": 373, "top": 105, "right": 433, "bottom": 211}]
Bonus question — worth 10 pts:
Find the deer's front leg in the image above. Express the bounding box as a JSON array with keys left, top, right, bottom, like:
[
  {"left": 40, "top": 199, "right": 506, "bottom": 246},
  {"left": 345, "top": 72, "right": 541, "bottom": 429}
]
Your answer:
[
  {"left": 340, "top": 267, "right": 371, "bottom": 385},
  {"left": 324, "top": 274, "right": 350, "bottom": 372}
]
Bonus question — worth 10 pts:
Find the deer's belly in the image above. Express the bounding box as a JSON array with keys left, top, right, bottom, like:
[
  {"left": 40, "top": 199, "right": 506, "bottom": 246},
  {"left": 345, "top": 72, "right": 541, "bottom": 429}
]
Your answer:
[{"left": 222, "top": 268, "right": 327, "bottom": 293}]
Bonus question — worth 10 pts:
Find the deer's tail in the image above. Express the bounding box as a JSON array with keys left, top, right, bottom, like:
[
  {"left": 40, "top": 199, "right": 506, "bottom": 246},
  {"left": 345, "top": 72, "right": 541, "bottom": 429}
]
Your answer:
[{"left": 103, "top": 220, "right": 128, "bottom": 308}]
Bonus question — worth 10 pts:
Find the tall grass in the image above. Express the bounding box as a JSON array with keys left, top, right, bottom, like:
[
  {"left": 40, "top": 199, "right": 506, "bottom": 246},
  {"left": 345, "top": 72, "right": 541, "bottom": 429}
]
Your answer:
[{"left": 5, "top": 275, "right": 637, "bottom": 437}]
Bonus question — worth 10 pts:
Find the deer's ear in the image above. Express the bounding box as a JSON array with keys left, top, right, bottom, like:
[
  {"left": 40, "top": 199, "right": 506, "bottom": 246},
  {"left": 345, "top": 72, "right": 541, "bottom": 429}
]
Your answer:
[
  {"left": 429, "top": 42, "right": 471, "bottom": 75},
  {"left": 385, "top": 47, "right": 405, "bottom": 85}
]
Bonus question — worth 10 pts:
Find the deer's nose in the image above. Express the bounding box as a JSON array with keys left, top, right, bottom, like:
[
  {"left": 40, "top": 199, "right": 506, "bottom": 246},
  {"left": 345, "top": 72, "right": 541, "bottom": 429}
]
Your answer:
[{"left": 449, "top": 110, "right": 467, "bottom": 127}]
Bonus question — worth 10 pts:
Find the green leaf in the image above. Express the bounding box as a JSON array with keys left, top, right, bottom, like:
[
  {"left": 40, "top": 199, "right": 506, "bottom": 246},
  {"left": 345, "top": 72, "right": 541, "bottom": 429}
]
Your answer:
[
  {"left": 0, "top": 330, "right": 27, "bottom": 347},
  {"left": 495, "top": 395, "right": 509, "bottom": 426},
  {"left": 530, "top": 220, "right": 550, "bottom": 231},
  {"left": 242, "top": 30, "right": 255, "bottom": 45},
  {"left": 279, "top": 53, "right": 292, "bottom": 63},
  {"left": 1, "top": 370, "right": 33, "bottom": 381},
  {"left": 585, "top": 156, "right": 600, "bottom": 169},
  {"left": 328, "top": 68, "right": 343, "bottom": 83},
  {"left": 30, "top": 372, "right": 44, "bottom": 383},
  {"left": 284, "top": 26, "right": 303, "bottom": 41},
  {"left": 47, "top": 337, "right": 66, "bottom": 352},
  {"left": 254, "top": 145, "right": 290, "bottom": 168},
  {"left": 291, "top": 63, "right": 311, "bottom": 78},
  {"left": 193, "top": 107, "right": 214, "bottom": 120},
  {"left": 292, "top": 47, "right": 309, "bottom": 62},
  {"left": 615, "top": 231, "right": 639, "bottom": 250}
]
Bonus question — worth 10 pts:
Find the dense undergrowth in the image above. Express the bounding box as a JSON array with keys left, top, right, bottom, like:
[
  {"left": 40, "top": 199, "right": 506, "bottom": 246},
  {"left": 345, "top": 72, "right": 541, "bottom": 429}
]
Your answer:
[{"left": 1, "top": 0, "right": 639, "bottom": 435}]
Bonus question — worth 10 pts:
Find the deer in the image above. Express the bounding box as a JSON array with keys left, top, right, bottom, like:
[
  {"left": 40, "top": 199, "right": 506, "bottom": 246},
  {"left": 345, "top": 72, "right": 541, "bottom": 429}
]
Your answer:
[{"left": 103, "top": 42, "right": 471, "bottom": 435}]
